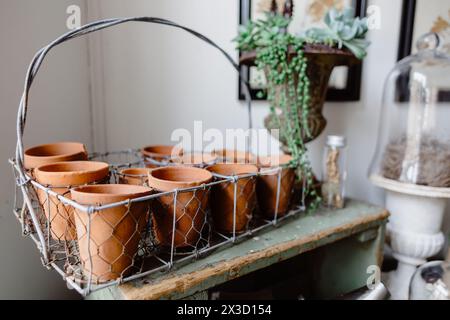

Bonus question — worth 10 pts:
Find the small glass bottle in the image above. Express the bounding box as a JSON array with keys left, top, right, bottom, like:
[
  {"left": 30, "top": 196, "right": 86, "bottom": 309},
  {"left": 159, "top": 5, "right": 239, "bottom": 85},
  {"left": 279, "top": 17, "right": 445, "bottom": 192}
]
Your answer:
[{"left": 322, "top": 135, "right": 347, "bottom": 209}]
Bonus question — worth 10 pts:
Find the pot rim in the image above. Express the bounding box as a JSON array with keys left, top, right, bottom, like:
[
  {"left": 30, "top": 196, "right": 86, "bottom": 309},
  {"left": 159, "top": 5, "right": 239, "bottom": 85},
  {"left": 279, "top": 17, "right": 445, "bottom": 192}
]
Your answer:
[
  {"left": 239, "top": 43, "right": 359, "bottom": 66},
  {"left": 148, "top": 166, "right": 213, "bottom": 190},
  {"left": 118, "top": 167, "right": 152, "bottom": 177},
  {"left": 257, "top": 154, "right": 293, "bottom": 168},
  {"left": 172, "top": 152, "right": 217, "bottom": 166},
  {"left": 34, "top": 161, "right": 110, "bottom": 187},
  {"left": 213, "top": 149, "right": 256, "bottom": 163},
  {"left": 25, "top": 142, "right": 87, "bottom": 156},
  {"left": 370, "top": 174, "right": 450, "bottom": 199},
  {"left": 24, "top": 142, "right": 88, "bottom": 169},
  {"left": 206, "top": 163, "right": 258, "bottom": 177},
  {"left": 141, "top": 145, "right": 183, "bottom": 158},
  {"left": 71, "top": 184, "right": 152, "bottom": 199},
  {"left": 35, "top": 161, "right": 109, "bottom": 176}
]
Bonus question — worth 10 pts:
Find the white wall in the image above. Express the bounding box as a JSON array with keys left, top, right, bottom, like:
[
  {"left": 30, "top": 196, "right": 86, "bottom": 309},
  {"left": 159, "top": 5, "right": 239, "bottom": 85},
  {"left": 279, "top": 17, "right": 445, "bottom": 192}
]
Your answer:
[
  {"left": 92, "top": 0, "right": 450, "bottom": 233},
  {"left": 0, "top": 0, "right": 91, "bottom": 299},
  {"left": 92, "top": 0, "right": 266, "bottom": 151},
  {"left": 93, "top": 0, "right": 398, "bottom": 207},
  {"left": 1, "top": 0, "right": 448, "bottom": 299}
]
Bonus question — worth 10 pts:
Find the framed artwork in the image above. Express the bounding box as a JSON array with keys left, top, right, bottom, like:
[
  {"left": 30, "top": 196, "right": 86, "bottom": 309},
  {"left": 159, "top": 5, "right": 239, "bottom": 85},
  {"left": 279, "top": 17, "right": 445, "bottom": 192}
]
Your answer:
[
  {"left": 398, "top": 0, "right": 450, "bottom": 60},
  {"left": 238, "top": 0, "right": 368, "bottom": 102},
  {"left": 397, "top": 0, "right": 450, "bottom": 101}
]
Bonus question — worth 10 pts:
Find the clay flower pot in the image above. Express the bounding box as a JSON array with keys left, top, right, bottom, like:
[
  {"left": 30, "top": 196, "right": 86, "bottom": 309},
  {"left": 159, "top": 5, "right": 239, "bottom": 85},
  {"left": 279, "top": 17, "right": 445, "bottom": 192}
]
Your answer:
[
  {"left": 147, "top": 166, "right": 212, "bottom": 248},
  {"left": 172, "top": 152, "right": 217, "bottom": 168},
  {"left": 213, "top": 149, "right": 255, "bottom": 164},
  {"left": 118, "top": 168, "right": 152, "bottom": 186},
  {"left": 71, "top": 184, "right": 152, "bottom": 283},
  {"left": 207, "top": 164, "right": 258, "bottom": 234},
  {"left": 141, "top": 145, "right": 183, "bottom": 166},
  {"left": 256, "top": 155, "right": 295, "bottom": 219},
  {"left": 34, "top": 161, "right": 110, "bottom": 241},
  {"left": 24, "top": 142, "right": 88, "bottom": 171}
]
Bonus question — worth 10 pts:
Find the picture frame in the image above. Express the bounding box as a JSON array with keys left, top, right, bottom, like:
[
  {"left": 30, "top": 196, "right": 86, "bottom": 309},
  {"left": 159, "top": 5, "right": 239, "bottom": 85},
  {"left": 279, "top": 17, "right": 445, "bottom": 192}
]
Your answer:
[
  {"left": 238, "top": 0, "right": 368, "bottom": 102},
  {"left": 397, "top": 0, "right": 450, "bottom": 101}
]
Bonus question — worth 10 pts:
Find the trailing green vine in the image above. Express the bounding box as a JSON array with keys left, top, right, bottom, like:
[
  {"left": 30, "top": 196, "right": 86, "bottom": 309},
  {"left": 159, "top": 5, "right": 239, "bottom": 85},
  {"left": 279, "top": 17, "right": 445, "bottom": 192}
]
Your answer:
[{"left": 234, "top": 7, "right": 369, "bottom": 212}]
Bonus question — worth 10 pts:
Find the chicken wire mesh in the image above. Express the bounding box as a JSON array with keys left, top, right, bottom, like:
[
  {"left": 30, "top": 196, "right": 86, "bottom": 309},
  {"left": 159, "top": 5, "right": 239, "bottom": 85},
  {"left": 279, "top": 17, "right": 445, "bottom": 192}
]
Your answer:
[
  {"left": 210, "top": 173, "right": 257, "bottom": 238},
  {"left": 11, "top": 16, "right": 308, "bottom": 297},
  {"left": 10, "top": 151, "right": 306, "bottom": 296}
]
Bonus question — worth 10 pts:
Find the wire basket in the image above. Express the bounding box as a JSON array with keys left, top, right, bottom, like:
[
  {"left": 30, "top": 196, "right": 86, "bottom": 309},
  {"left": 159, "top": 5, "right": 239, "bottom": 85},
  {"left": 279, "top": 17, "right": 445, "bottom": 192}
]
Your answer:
[{"left": 11, "top": 17, "right": 306, "bottom": 296}]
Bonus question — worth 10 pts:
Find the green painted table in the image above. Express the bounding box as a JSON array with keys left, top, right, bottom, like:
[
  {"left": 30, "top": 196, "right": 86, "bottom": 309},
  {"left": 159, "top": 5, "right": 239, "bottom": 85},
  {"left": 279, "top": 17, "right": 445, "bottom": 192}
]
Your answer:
[{"left": 87, "top": 199, "right": 389, "bottom": 300}]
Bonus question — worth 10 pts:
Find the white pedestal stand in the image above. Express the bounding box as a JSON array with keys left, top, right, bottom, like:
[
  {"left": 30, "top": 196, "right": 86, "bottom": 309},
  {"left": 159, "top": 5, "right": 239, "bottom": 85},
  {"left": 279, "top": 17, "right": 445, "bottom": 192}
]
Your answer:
[{"left": 371, "top": 175, "right": 450, "bottom": 300}]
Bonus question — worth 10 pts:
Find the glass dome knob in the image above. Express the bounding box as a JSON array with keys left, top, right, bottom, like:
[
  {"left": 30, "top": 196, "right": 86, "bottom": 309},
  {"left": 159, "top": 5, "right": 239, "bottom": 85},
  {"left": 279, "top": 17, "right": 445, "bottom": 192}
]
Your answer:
[{"left": 416, "top": 32, "right": 440, "bottom": 52}]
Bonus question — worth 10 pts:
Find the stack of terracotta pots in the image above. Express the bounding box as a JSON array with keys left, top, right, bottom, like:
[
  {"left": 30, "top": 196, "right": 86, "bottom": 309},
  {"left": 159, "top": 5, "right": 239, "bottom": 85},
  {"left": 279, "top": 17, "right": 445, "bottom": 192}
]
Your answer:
[
  {"left": 25, "top": 141, "right": 297, "bottom": 284},
  {"left": 140, "top": 146, "right": 296, "bottom": 237},
  {"left": 25, "top": 142, "right": 154, "bottom": 283}
]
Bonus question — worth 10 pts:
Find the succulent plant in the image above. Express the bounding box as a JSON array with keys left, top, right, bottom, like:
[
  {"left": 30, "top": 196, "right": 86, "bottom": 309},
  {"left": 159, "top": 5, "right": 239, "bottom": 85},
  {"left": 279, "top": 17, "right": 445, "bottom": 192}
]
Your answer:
[
  {"left": 234, "top": 13, "right": 292, "bottom": 52},
  {"left": 301, "top": 7, "right": 370, "bottom": 59},
  {"left": 235, "top": 7, "right": 370, "bottom": 59},
  {"left": 233, "top": 7, "right": 371, "bottom": 212}
]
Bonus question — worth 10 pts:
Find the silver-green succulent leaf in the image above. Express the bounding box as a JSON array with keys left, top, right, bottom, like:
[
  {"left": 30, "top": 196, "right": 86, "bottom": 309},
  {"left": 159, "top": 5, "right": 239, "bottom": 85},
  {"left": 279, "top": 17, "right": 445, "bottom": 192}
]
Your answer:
[
  {"left": 302, "top": 7, "right": 370, "bottom": 59},
  {"left": 234, "top": 7, "right": 370, "bottom": 59}
]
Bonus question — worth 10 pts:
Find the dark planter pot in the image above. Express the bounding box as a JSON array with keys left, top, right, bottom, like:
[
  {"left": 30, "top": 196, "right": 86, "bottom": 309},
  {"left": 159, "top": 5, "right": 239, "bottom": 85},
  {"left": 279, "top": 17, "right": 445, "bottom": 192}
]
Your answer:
[{"left": 240, "top": 44, "right": 359, "bottom": 146}]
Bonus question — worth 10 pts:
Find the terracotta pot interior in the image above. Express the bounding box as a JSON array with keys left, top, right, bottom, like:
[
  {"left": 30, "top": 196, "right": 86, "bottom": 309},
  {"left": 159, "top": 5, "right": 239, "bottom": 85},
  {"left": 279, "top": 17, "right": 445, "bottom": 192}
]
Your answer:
[
  {"left": 258, "top": 154, "right": 293, "bottom": 168},
  {"left": 119, "top": 168, "right": 152, "bottom": 177},
  {"left": 208, "top": 164, "right": 258, "bottom": 177},
  {"left": 72, "top": 184, "right": 151, "bottom": 198},
  {"left": 25, "top": 142, "right": 86, "bottom": 157},
  {"left": 141, "top": 145, "right": 182, "bottom": 158},
  {"left": 150, "top": 167, "right": 212, "bottom": 184},
  {"left": 36, "top": 161, "right": 108, "bottom": 174}
]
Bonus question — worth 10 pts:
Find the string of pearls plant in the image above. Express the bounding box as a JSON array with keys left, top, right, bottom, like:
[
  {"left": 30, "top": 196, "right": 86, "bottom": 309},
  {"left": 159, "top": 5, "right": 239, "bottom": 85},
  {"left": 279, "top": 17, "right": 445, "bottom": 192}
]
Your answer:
[{"left": 235, "top": 8, "right": 369, "bottom": 211}]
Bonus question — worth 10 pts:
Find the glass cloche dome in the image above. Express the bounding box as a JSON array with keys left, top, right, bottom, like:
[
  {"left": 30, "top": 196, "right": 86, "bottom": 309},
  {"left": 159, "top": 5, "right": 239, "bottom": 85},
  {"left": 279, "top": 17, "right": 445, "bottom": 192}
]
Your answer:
[{"left": 369, "top": 33, "right": 450, "bottom": 195}]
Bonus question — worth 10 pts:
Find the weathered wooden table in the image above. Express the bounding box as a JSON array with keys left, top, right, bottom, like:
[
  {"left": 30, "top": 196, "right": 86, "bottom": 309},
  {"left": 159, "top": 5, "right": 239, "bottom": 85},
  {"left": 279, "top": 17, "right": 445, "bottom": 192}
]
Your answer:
[{"left": 88, "top": 199, "right": 388, "bottom": 300}]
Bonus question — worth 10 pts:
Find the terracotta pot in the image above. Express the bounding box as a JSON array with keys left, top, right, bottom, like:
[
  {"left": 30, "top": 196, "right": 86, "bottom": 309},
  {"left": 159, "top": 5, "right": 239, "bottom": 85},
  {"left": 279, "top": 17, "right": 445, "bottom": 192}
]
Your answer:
[
  {"left": 172, "top": 152, "right": 217, "bottom": 168},
  {"left": 24, "top": 142, "right": 88, "bottom": 170},
  {"left": 71, "top": 184, "right": 152, "bottom": 283},
  {"left": 34, "top": 161, "right": 110, "bottom": 241},
  {"left": 118, "top": 168, "right": 152, "bottom": 186},
  {"left": 207, "top": 164, "right": 258, "bottom": 234},
  {"left": 256, "top": 154, "right": 295, "bottom": 219},
  {"left": 141, "top": 145, "right": 183, "bottom": 164},
  {"left": 213, "top": 149, "right": 255, "bottom": 164},
  {"left": 147, "top": 166, "right": 212, "bottom": 248}
]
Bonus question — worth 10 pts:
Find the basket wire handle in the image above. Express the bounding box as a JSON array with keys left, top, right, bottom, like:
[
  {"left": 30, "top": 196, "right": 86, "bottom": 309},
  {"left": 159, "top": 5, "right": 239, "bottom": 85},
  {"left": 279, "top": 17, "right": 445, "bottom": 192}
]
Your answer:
[
  {"left": 15, "top": 16, "right": 253, "bottom": 179},
  {"left": 14, "top": 17, "right": 252, "bottom": 266}
]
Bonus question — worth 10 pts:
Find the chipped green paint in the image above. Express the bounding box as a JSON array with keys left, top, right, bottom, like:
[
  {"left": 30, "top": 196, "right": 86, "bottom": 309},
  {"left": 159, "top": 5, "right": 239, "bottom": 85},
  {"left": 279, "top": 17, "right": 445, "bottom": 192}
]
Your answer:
[
  {"left": 311, "top": 225, "right": 386, "bottom": 299},
  {"left": 87, "top": 199, "right": 388, "bottom": 300}
]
